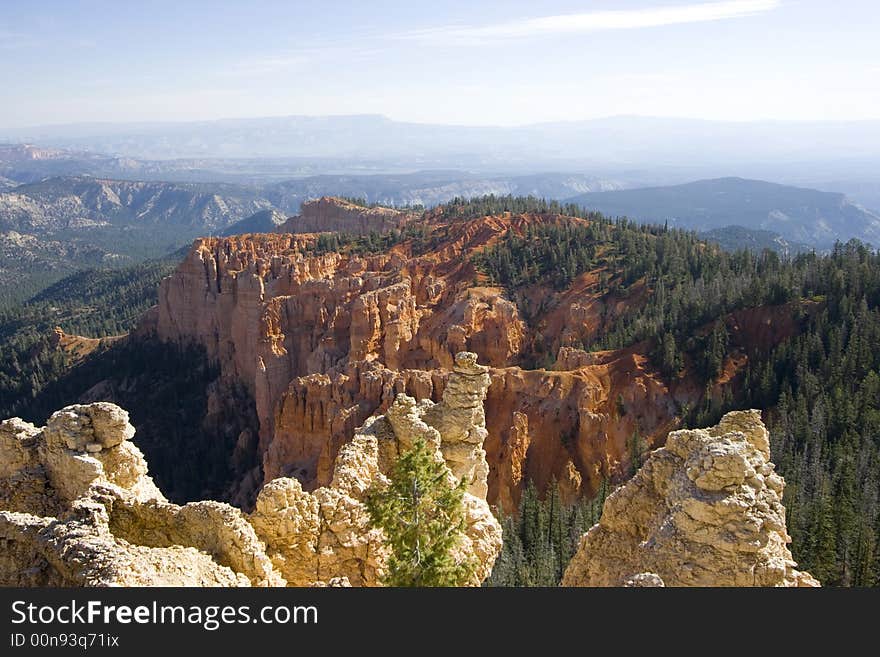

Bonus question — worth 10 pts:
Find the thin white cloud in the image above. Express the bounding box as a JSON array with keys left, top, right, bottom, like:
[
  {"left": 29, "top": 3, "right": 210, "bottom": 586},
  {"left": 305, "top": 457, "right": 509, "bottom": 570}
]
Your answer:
[{"left": 399, "top": 0, "right": 781, "bottom": 44}]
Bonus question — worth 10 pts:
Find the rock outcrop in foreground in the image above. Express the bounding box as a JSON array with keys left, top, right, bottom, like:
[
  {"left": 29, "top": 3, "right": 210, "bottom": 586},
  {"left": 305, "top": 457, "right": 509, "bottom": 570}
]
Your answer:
[
  {"left": 0, "top": 353, "right": 501, "bottom": 586},
  {"left": 562, "top": 410, "right": 819, "bottom": 587}
]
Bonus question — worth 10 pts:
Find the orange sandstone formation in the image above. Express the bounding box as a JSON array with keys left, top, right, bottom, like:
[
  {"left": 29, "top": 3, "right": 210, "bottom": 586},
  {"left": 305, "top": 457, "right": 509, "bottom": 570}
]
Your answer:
[{"left": 147, "top": 200, "right": 691, "bottom": 510}]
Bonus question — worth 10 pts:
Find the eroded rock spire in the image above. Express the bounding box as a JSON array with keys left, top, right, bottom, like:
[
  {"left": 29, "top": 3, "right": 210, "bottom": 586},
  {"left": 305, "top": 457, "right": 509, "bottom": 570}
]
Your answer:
[{"left": 562, "top": 410, "right": 819, "bottom": 587}]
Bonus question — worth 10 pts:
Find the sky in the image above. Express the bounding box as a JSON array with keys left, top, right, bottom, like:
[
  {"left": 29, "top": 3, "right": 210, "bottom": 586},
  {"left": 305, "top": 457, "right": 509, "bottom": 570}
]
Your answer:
[{"left": 1, "top": 0, "right": 879, "bottom": 128}]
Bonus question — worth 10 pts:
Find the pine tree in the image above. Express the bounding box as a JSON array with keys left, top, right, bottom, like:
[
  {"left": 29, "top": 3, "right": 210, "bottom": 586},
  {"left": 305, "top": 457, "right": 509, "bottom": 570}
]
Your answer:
[
  {"left": 660, "top": 331, "right": 679, "bottom": 377},
  {"left": 365, "top": 436, "right": 476, "bottom": 587},
  {"left": 810, "top": 476, "right": 839, "bottom": 584},
  {"left": 627, "top": 429, "right": 647, "bottom": 476}
]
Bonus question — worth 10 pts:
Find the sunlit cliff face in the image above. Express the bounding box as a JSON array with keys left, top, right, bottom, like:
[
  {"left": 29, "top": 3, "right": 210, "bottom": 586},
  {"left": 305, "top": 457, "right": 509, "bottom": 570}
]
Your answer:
[{"left": 148, "top": 200, "right": 696, "bottom": 511}]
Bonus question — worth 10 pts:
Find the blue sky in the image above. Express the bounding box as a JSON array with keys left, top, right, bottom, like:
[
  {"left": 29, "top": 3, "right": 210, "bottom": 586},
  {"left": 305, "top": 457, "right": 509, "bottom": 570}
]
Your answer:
[{"left": 1, "top": 0, "right": 878, "bottom": 128}]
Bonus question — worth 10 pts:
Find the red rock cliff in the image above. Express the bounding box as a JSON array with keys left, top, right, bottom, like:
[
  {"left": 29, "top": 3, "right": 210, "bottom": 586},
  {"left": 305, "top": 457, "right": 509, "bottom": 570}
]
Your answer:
[{"left": 152, "top": 205, "right": 692, "bottom": 510}]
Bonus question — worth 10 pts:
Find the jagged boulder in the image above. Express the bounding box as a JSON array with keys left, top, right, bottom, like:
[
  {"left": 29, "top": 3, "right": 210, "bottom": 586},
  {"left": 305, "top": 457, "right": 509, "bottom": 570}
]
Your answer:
[
  {"left": 562, "top": 410, "right": 819, "bottom": 587},
  {"left": 0, "top": 404, "right": 282, "bottom": 587},
  {"left": 0, "top": 352, "right": 502, "bottom": 587}
]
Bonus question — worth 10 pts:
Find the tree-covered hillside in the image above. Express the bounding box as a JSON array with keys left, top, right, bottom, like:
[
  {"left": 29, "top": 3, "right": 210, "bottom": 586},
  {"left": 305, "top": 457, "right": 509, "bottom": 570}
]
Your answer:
[
  {"left": 486, "top": 244, "right": 880, "bottom": 586},
  {"left": 0, "top": 258, "right": 176, "bottom": 419},
  {"left": 455, "top": 195, "right": 880, "bottom": 586},
  {"left": 568, "top": 177, "right": 880, "bottom": 248}
]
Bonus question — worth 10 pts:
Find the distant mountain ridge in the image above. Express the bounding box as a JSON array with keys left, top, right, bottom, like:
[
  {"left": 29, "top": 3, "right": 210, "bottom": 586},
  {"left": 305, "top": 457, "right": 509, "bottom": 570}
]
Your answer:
[
  {"left": 0, "top": 176, "right": 274, "bottom": 303},
  {"left": 0, "top": 176, "right": 272, "bottom": 233},
  {"left": 0, "top": 143, "right": 628, "bottom": 200},
  {"left": 221, "top": 209, "right": 288, "bottom": 236},
  {"left": 569, "top": 177, "right": 880, "bottom": 248},
  {"left": 262, "top": 171, "right": 624, "bottom": 210},
  {"left": 3, "top": 170, "right": 878, "bottom": 304}
]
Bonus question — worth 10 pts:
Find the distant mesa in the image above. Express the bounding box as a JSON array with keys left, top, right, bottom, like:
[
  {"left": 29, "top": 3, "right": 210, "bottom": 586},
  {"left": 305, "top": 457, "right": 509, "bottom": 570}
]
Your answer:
[
  {"left": 221, "top": 197, "right": 414, "bottom": 238},
  {"left": 275, "top": 196, "right": 412, "bottom": 235}
]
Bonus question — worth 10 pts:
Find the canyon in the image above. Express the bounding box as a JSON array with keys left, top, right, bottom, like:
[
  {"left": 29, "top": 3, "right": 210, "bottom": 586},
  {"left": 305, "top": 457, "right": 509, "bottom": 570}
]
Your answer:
[
  {"left": 144, "top": 199, "right": 695, "bottom": 511},
  {"left": 3, "top": 196, "right": 828, "bottom": 587},
  {"left": 12, "top": 197, "right": 806, "bottom": 519}
]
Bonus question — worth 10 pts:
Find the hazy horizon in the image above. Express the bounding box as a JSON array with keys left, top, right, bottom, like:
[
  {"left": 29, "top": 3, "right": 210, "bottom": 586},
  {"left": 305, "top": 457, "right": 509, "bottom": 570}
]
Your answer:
[{"left": 8, "top": 112, "right": 880, "bottom": 133}]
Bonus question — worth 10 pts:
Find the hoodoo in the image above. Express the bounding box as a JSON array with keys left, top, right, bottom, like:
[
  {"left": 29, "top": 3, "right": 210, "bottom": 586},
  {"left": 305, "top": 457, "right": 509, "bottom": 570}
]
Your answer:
[
  {"left": 562, "top": 410, "right": 819, "bottom": 587},
  {"left": 148, "top": 201, "right": 684, "bottom": 511}
]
